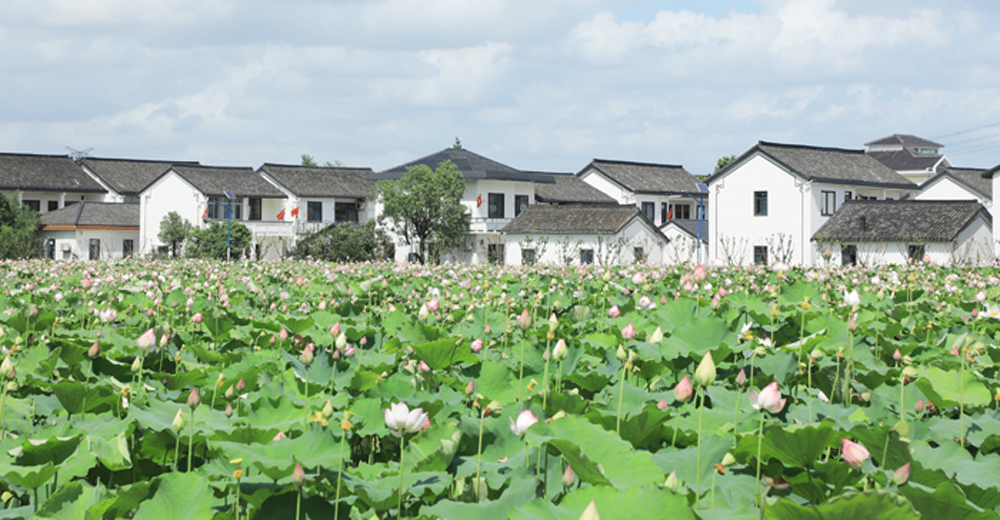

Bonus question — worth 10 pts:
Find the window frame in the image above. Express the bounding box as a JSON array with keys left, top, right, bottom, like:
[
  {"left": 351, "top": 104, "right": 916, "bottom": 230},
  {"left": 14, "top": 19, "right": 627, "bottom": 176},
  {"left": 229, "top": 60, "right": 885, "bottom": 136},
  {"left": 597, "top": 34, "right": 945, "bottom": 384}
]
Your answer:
[
  {"left": 47, "top": 201, "right": 58, "bottom": 212},
  {"left": 521, "top": 248, "right": 536, "bottom": 266},
  {"left": 514, "top": 195, "right": 529, "bottom": 216},
  {"left": 674, "top": 204, "right": 691, "bottom": 220},
  {"left": 661, "top": 202, "right": 669, "bottom": 224},
  {"left": 753, "top": 245, "right": 768, "bottom": 266},
  {"left": 841, "top": 244, "right": 857, "bottom": 266},
  {"left": 89, "top": 238, "right": 101, "bottom": 261},
  {"left": 23, "top": 200, "right": 40, "bottom": 212},
  {"left": 123, "top": 239, "right": 134, "bottom": 258},
  {"left": 844, "top": 191, "right": 852, "bottom": 203},
  {"left": 487, "top": 243, "right": 505, "bottom": 265},
  {"left": 908, "top": 244, "right": 925, "bottom": 263},
  {"left": 248, "top": 198, "right": 262, "bottom": 221},
  {"left": 488, "top": 193, "right": 505, "bottom": 219},
  {"left": 753, "top": 192, "right": 768, "bottom": 216},
  {"left": 580, "top": 249, "right": 594, "bottom": 265},
  {"left": 821, "top": 191, "right": 837, "bottom": 216},
  {"left": 307, "top": 201, "right": 323, "bottom": 222},
  {"left": 640, "top": 202, "right": 655, "bottom": 222}
]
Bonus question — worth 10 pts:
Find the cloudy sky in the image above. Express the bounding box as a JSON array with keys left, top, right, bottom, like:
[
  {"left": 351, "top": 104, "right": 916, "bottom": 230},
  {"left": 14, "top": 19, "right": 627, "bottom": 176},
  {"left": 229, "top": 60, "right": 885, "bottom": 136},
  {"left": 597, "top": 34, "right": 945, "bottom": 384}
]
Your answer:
[{"left": 2, "top": 0, "right": 999, "bottom": 175}]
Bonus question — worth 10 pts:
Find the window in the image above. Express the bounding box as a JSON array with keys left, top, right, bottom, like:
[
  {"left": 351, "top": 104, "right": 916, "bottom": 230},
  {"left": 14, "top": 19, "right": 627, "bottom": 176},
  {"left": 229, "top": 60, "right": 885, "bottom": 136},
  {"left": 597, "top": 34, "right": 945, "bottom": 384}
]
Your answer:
[
  {"left": 522, "top": 248, "right": 536, "bottom": 266},
  {"left": 47, "top": 201, "right": 58, "bottom": 212},
  {"left": 754, "top": 192, "right": 767, "bottom": 216},
  {"left": 307, "top": 201, "right": 323, "bottom": 222},
  {"left": 207, "top": 196, "right": 239, "bottom": 219},
  {"left": 640, "top": 202, "right": 655, "bottom": 222},
  {"left": 248, "top": 198, "right": 262, "bottom": 221},
  {"left": 334, "top": 202, "right": 357, "bottom": 223},
  {"left": 842, "top": 245, "right": 857, "bottom": 266},
  {"left": 580, "top": 249, "right": 594, "bottom": 265},
  {"left": 633, "top": 247, "right": 645, "bottom": 263},
  {"left": 844, "top": 192, "right": 852, "bottom": 202},
  {"left": 488, "top": 193, "right": 505, "bottom": 218},
  {"left": 89, "top": 239, "right": 101, "bottom": 261},
  {"left": 45, "top": 239, "right": 55, "bottom": 260},
  {"left": 661, "top": 203, "right": 669, "bottom": 224},
  {"left": 123, "top": 239, "right": 134, "bottom": 258},
  {"left": 124, "top": 195, "right": 140, "bottom": 204},
  {"left": 908, "top": 245, "right": 925, "bottom": 263},
  {"left": 821, "top": 191, "right": 837, "bottom": 216},
  {"left": 674, "top": 204, "right": 691, "bottom": 220},
  {"left": 754, "top": 245, "right": 768, "bottom": 266},
  {"left": 23, "top": 200, "right": 40, "bottom": 212},
  {"left": 515, "top": 195, "right": 529, "bottom": 216},
  {"left": 487, "top": 244, "right": 505, "bottom": 265}
]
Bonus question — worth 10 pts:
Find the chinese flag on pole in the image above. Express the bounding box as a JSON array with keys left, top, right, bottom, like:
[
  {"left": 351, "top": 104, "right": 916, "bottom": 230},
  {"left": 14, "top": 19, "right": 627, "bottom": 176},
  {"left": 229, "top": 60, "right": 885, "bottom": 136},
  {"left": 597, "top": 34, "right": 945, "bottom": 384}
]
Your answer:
[
  {"left": 277, "top": 209, "right": 286, "bottom": 220},
  {"left": 476, "top": 194, "right": 482, "bottom": 207},
  {"left": 291, "top": 206, "right": 299, "bottom": 217},
  {"left": 201, "top": 207, "right": 208, "bottom": 220},
  {"left": 667, "top": 206, "right": 673, "bottom": 220}
]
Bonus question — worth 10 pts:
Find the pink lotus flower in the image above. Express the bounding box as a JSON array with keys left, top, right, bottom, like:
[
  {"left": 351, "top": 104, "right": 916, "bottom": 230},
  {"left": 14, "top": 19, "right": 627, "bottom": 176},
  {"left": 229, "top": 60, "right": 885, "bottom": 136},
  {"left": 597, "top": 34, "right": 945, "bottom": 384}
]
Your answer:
[
  {"left": 673, "top": 375, "right": 693, "bottom": 403},
  {"left": 137, "top": 328, "right": 156, "bottom": 351},
  {"left": 191, "top": 312, "right": 203, "bottom": 324},
  {"left": 384, "top": 402, "right": 429, "bottom": 437},
  {"left": 510, "top": 409, "right": 538, "bottom": 436},
  {"left": 465, "top": 380, "right": 475, "bottom": 395},
  {"left": 292, "top": 461, "right": 305, "bottom": 487},
  {"left": 621, "top": 323, "right": 636, "bottom": 340},
  {"left": 657, "top": 397, "right": 668, "bottom": 411},
  {"left": 842, "top": 438, "right": 870, "bottom": 468},
  {"left": 427, "top": 299, "right": 440, "bottom": 313},
  {"left": 631, "top": 272, "right": 645, "bottom": 285},
  {"left": 579, "top": 499, "right": 599, "bottom": 520},
  {"left": 517, "top": 308, "right": 531, "bottom": 330},
  {"left": 273, "top": 431, "right": 286, "bottom": 441},
  {"left": 608, "top": 305, "right": 621, "bottom": 318},
  {"left": 279, "top": 327, "right": 288, "bottom": 341},
  {"left": 470, "top": 339, "right": 484, "bottom": 352},
  {"left": 562, "top": 465, "right": 575, "bottom": 487},
  {"left": 330, "top": 322, "right": 341, "bottom": 336},
  {"left": 749, "top": 381, "right": 786, "bottom": 414},
  {"left": 187, "top": 387, "right": 201, "bottom": 409},
  {"left": 693, "top": 265, "right": 707, "bottom": 283},
  {"left": 87, "top": 341, "right": 100, "bottom": 358},
  {"left": 893, "top": 462, "right": 910, "bottom": 486},
  {"left": 418, "top": 360, "right": 430, "bottom": 372}
]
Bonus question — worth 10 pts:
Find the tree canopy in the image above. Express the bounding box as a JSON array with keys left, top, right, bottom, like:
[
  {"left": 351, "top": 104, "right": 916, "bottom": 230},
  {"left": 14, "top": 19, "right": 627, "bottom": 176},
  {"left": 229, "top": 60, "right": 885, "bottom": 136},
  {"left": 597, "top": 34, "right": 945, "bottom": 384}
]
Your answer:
[
  {"left": 157, "top": 211, "right": 192, "bottom": 258},
  {"left": 372, "top": 160, "right": 469, "bottom": 264},
  {"left": 290, "top": 220, "right": 394, "bottom": 262},
  {"left": 185, "top": 220, "right": 252, "bottom": 260},
  {"left": 0, "top": 192, "right": 42, "bottom": 259},
  {"left": 715, "top": 155, "right": 737, "bottom": 172}
]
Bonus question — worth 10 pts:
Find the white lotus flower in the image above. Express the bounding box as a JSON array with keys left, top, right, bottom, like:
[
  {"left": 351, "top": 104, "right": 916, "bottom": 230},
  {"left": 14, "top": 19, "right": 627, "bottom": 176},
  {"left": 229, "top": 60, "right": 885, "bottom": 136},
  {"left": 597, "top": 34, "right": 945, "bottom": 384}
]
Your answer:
[
  {"left": 843, "top": 290, "right": 860, "bottom": 306},
  {"left": 384, "top": 402, "right": 429, "bottom": 437}
]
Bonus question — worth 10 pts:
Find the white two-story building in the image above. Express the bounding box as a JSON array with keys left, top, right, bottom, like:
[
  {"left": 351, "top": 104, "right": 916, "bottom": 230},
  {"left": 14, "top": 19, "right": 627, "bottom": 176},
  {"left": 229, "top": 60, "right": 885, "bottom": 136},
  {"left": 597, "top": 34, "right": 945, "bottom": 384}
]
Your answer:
[
  {"left": 79, "top": 157, "right": 199, "bottom": 204},
  {"left": 916, "top": 166, "right": 991, "bottom": 211},
  {"left": 257, "top": 163, "right": 377, "bottom": 234},
  {"left": 865, "top": 134, "right": 951, "bottom": 186},
  {"left": 0, "top": 153, "right": 107, "bottom": 213},
  {"left": 707, "top": 141, "right": 918, "bottom": 266}
]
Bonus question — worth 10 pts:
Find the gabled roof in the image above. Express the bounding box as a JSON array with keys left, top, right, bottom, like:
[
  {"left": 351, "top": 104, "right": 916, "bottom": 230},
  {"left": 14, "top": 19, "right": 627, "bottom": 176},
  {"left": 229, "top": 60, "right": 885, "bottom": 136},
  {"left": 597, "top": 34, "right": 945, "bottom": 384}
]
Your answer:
[
  {"left": 163, "top": 165, "right": 286, "bottom": 198},
  {"left": 532, "top": 172, "right": 617, "bottom": 204},
  {"left": 40, "top": 202, "right": 139, "bottom": 229},
  {"left": 502, "top": 204, "right": 667, "bottom": 241},
  {"left": 82, "top": 157, "right": 199, "bottom": 196},
  {"left": 864, "top": 134, "right": 943, "bottom": 148},
  {"left": 866, "top": 149, "right": 943, "bottom": 172},
  {"left": 0, "top": 153, "right": 107, "bottom": 193},
  {"left": 922, "top": 167, "right": 991, "bottom": 200},
  {"left": 660, "top": 219, "right": 709, "bottom": 243},
  {"left": 708, "top": 141, "right": 918, "bottom": 189},
  {"left": 812, "top": 200, "right": 990, "bottom": 242},
  {"left": 580, "top": 159, "right": 701, "bottom": 195},
  {"left": 982, "top": 164, "right": 1000, "bottom": 179},
  {"left": 258, "top": 164, "right": 375, "bottom": 199},
  {"left": 369, "top": 148, "right": 553, "bottom": 183}
]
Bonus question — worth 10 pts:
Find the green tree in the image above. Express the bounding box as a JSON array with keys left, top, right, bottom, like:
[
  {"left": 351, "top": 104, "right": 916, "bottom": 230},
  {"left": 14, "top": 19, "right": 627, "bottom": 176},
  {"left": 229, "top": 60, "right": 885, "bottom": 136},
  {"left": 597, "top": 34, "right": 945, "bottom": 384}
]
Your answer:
[
  {"left": 0, "top": 192, "right": 42, "bottom": 259},
  {"left": 290, "top": 220, "right": 394, "bottom": 262},
  {"left": 372, "top": 160, "right": 469, "bottom": 264},
  {"left": 157, "top": 211, "right": 193, "bottom": 258},
  {"left": 715, "top": 155, "right": 737, "bottom": 172},
  {"left": 302, "top": 154, "right": 345, "bottom": 168},
  {"left": 185, "top": 220, "right": 252, "bottom": 260},
  {"left": 452, "top": 137, "right": 462, "bottom": 149}
]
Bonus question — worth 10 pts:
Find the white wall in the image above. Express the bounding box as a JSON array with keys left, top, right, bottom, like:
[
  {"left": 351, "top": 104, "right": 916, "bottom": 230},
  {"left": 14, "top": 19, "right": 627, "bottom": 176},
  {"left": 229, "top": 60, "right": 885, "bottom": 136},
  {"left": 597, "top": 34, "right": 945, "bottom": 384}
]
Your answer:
[
  {"left": 916, "top": 178, "right": 991, "bottom": 210},
  {"left": 821, "top": 214, "right": 993, "bottom": 267},
  {"left": 40, "top": 228, "right": 140, "bottom": 261},
  {"left": 504, "top": 219, "right": 665, "bottom": 266},
  {"left": 580, "top": 170, "right": 628, "bottom": 203},
  {"left": 2, "top": 190, "right": 105, "bottom": 213},
  {"left": 661, "top": 227, "right": 703, "bottom": 265},
  {"left": 140, "top": 172, "right": 201, "bottom": 256}
]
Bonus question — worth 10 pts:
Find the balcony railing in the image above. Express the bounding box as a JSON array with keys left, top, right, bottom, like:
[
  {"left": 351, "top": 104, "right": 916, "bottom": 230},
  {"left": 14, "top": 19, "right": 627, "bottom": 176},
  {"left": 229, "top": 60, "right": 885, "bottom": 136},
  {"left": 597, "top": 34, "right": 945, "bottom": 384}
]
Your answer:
[{"left": 469, "top": 217, "right": 512, "bottom": 233}]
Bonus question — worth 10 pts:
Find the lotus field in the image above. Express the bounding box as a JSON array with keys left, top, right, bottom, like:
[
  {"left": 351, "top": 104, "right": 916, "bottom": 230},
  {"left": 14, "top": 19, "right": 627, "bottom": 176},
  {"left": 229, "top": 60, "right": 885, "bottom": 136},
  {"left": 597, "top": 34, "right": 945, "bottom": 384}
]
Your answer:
[{"left": 4, "top": 259, "right": 1000, "bottom": 519}]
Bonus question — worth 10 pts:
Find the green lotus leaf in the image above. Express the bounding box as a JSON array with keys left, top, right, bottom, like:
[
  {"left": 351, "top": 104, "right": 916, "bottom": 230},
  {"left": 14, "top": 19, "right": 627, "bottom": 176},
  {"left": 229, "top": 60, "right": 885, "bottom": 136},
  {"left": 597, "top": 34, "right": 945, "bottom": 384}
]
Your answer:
[
  {"left": 35, "top": 481, "right": 110, "bottom": 520},
  {"left": 914, "top": 366, "right": 990, "bottom": 408},
  {"left": 510, "top": 484, "right": 695, "bottom": 520},
  {"left": 899, "top": 482, "right": 996, "bottom": 520},
  {"left": 765, "top": 489, "right": 919, "bottom": 520},
  {"left": 410, "top": 337, "right": 479, "bottom": 371},
  {"left": 133, "top": 472, "right": 217, "bottom": 520}
]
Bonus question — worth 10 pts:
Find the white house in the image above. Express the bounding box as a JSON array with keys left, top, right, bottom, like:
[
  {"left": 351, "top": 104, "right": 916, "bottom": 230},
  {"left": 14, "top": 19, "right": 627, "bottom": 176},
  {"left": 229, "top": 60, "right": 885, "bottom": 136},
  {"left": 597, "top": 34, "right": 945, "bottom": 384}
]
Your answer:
[
  {"left": 706, "top": 141, "right": 919, "bottom": 267},
  {"left": 915, "top": 167, "right": 991, "bottom": 211},
  {"left": 576, "top": 159, "right": 707, "bottom": 227},
  {"left": 79, "top": 157, "right": 199, "bottom": 203},
  {"left": 40, "top": 202, "right": 139, "bottom": 261},
  {"left": 532, "top": 172, "right": 617, "bottom": 205},
  {"left": 0, "top": 153, "right": 107, "bottom": 213},
  {"left": 139, "top": 164, "right": 290, "bottom": 259},
  {"left": 660, "top": 219, "right": 708, "bottom": 265},
  {"left": 257, "top": 163, "right": 377, "bottom": 234},
  {"left": 865, "top": 134, "right": 951, "bottom": 185},
  {"left": 982, "top": 164, "right": 1000, "bottom": 254},
  {"left": 369, "top": 148, "right": 554, "bottom": 264},
  {"left": 812, "top": 200, "right": 993, "bottom": 266},
  {"left": 503, "top": 204, "right": 668, "bottom": 266}
]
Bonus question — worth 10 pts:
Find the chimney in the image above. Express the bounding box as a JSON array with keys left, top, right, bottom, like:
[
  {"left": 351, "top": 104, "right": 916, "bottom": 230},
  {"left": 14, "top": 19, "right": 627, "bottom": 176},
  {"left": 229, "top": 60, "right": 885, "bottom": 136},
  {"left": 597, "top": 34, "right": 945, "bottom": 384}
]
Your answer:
[{"left": 859, "top": 216, "right": 867, "bottom": 233}]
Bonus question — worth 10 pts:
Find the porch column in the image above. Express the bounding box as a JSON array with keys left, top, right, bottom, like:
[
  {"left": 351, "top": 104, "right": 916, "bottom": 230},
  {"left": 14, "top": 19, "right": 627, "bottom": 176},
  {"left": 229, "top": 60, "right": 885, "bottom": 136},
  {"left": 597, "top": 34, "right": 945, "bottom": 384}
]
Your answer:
[{"left": 59, "top": 193, "right": 66, "bottom": 209}]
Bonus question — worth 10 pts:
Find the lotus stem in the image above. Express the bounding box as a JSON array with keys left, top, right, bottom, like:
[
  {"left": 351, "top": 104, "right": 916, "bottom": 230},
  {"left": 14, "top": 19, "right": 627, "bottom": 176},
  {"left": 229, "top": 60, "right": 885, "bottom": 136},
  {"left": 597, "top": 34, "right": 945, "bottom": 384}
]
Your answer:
[
  {"left": 188, "top": 408, "right": 195, "bottom": 472},
  {"left": 616, "top": 363, "right": 627, "bottom": 435},
  {"left": 0, "top": 384, "right": 7, "bottom": 440},
  {"left": 695, "top": 391, "right": 704, "bottom": 508},
  {"left": 476, "top": 407, "right": 485, "bottom": 502},
  {"left": 960, "top": 353, "right": 965, "bottom": 447},
  {"left": 174, "top": 432, "right": 181, "bottom": 471},
  {"left": 671, "top": 409, "right": 682, "bottom": 448},
  {"left": 517, "top": 340, "right": 525, "bottom": 402},
  {"left": 755, "top": 411, "right": 765, "bottom": 504},
  {"left": 542, "top": 339, "right": 551, "bottom": 412},
  {"left": 295, "top": 487, "right": 301, "bottom": 520},
  {"left": 732, "top": 386, "right": 743, "bottom": 448},
  {"left": 398, "top": 435, "right": 406, "bottom": 520},
  {"left": 335, "top": 427, "right": 346, "bottom": 519}
]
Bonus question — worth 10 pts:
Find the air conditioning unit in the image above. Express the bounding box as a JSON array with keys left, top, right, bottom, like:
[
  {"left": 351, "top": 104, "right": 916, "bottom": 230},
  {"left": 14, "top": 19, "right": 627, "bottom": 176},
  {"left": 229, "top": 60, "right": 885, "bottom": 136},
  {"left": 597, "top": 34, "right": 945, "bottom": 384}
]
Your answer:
[{"left": 60, "top": 243, "right": 72, "bottom": 252}]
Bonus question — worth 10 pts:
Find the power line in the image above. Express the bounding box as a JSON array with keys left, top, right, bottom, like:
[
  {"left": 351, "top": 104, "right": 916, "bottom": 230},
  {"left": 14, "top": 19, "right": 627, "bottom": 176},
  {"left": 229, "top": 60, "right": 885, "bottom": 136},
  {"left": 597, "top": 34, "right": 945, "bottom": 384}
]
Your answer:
[
  {"left": 948, "top": 141, "right": 1000, "bottom": 158},
  {"left": 944, "top": 132, "right": 1000, "bottom": 148},
  {"left": 932, "top": 122, "right": 1000, "bottom": 141}
]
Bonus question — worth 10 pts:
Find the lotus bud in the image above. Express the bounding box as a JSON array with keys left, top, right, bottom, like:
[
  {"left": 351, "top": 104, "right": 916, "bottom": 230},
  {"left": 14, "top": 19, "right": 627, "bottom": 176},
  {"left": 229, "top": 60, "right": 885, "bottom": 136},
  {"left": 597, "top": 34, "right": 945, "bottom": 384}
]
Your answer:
[
  {"left": 485, "top": 324, "right": 491, "bottom": 335},
  {"left": 235, "top": 377, "right": 246, "bottom": 393},
  {"left": 322, "top": 398, "right": 335, "bottom": 418},
  {"left": 225, "top": 384, "right": 235, "bottom": 399},
  {"left": 330, "top": 322, "right": 341, "bottom": 337},
  {"left": 608, "top": 305, "right": 621, "bottom": 318},
  {"left": 172, "top": 407, "right": 185, "bottom": 431},
  {"left": 418, "top": 304, "right": 430, "bottom": 320},
  {"left": 278, "top": 328, "right": 288, "bottom": 341},
  {"left": 562, "top": 465, "right": 575, "bottom": 487},
  {"left": 187, "top": 387, "right": 201, "bottom": 409},
  {"left": 471, "top": 339, "right": 484, "bottom": 352},
  {"left": 656, "top": 397, "right": 668, "bottom": 411},
  {"left": 893, "top": 462, "right": 910, "bottom": 486},
  {"left": 694, "top": 351, "right": 716, "bottom": 387},
  {"left": 159, "top": 333, "right": 169, "bottom": 348},
  {"left": 553, "top": 339, "right": 568, "bottom": 361},
  {"left": 335, "top": 332, "right": 347, "bottom": 350},
  {"left": 621, "top": 323, "right": 636, "bottom": 340},
  {"left": 664, "top": 470, "right": 680, "bottom": 492},
  {"left": 579, "top": 499, "right": 599, "bottom": 520},
  {"left": 0, "top": 356, "right": 13, "bottom": 380},
  {"left": 137, "top": 328, "right": 156, "bottom": 351},
  {"left": 721, "top": 453, "right": 737, "bottom": 467},
  {"left": 465, "top": 380, "right": 475, "bottom": 395},
  {"left": 842, "top": 438, "right": 870, "bottom": 468},
  {"left": 710, "top": 294, "right": 721, "bottom": 310},
  {"left": 649, "top": 327, "right": 663, "bottom": 344},
  {"left": 735, "top": 368, "right": 747, "bottom": 386},
  {"left": 87, "top": 341, "right": 100, "bottom": 359},
  {"left": 131, "top": 356, "right": 142, "bottom": 373},
  {"left": 673, "top": 375, "right": 693, "bottom": 403},
  {"left": 616, "top": 344, "right": 627, "bottom": 361},
  {"left": 292, "top": 461, "right": 305, "bottom": 487},
  {"left": 548, "top": 313, "right": 559, "bottom": 332},
  {"left": 301, "top": 343, "right": 315, "bottom": 366},
  {"left": 485, "top": 400, "right": 503, "bottom": 417},
  {"left": 517, "top": 308, "right": 531, "bottom": 330},
  {"left": 360, "top": 336, "right": 368, "bottom": 346},
  {"left": 225, "top": 402, "right": 234, "bottom": 418},
  {"left": 427, "top": 299, "right": 440, "bottom": 313}
]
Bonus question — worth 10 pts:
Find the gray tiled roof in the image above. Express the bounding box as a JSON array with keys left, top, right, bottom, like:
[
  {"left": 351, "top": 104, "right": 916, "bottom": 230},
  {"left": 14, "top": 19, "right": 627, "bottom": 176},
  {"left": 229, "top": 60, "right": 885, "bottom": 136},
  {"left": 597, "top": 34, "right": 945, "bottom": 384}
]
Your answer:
[
  {"left": 370, "top": 148, "right": 553, "bottom": 183},
  {"left": 864, "top": 134, "right": 943, "bottom": 148},
  {"left": 532, "top": 172, "right": 617, "bottom": 204},
  {"left": 41, "top": 202, "right": 139, "bottom": 228},
  {"left": 502, "top": 204, "right": 666, "bottom": 241},
  {"left": 0, "top": 153, "right": 107, "bottom": 193},
  {"left": 660, "top": 219, "right": 709, "bottom": 243},
  {"left": 867, "top": 150, "right": 942, "bottom": 172},
  {"left": 812, "top": 200, "right": 989, "bottom": 242},
  {"left": 82, "top": 157, "right": 198, "bottom": 195},
  {"left": 922, "top": 167, "right": 991, "bottom": 200},
  {"left": 259, "top": 163, "right": 375, "bottom": 199},
  {"left": 583, "top": 159, "right": 701, "bottom": 194},
  {"left": 711, "top": 142, "right": 918, "bottom": 189},
  {"left": 170, "top": 165, "right": 286, "bottom": 198}
]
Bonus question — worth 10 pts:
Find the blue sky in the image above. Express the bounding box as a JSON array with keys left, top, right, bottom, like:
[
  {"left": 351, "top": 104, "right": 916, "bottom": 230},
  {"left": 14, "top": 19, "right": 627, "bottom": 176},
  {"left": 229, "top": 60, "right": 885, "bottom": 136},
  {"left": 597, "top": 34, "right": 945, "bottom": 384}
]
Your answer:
[{"left": 1, "top": 0, "right": 999, "bottom": 175}]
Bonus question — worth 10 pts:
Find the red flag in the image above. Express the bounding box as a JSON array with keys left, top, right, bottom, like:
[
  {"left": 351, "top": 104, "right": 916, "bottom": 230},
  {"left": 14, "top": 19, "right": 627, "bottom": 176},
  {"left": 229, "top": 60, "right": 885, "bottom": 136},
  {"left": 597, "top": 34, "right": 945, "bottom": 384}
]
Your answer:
[
  {"left": 667, "top": 207, "right": 673, "bottom": 220},
  {"left": 201, "top": 207, "right": 208, "bottom": 220},
  {"left": 291, "top": 206, "right": 299, "bottom": 217},
  {"left": 277, "top": 209, "right": 286, "bottom": 220},
  {"left": 476, "top": 194, "right": 482, "bottom": 207}
]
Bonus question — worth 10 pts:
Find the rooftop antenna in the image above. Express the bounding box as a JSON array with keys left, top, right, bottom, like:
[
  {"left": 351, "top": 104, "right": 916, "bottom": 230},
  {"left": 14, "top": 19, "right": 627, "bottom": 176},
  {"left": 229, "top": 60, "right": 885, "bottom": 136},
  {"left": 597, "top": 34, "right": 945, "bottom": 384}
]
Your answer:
[{"left": 66, "top": 146, "right": 94, "bottom": 163}]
